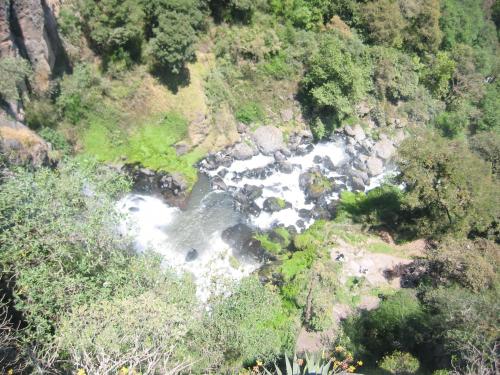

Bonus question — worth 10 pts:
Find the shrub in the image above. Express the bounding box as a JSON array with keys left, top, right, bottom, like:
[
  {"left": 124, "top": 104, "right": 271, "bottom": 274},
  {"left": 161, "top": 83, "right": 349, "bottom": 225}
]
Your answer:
[
  {"left": 58, "top": 286, "right": 199, "bottom": 374},
  {"left": 147, "top": 12, "right": 197, "bottom": 74},
  {"left": 24, "top": 98, "right": 59, "bottom": 129},
  {"left": 235, "top": 102, "right": 265, "bottom": 124},
  {"left": 469, "top": 131, "right": 500, "bottom": 177},
  {"left": 371, "top": 46, "right": 421, "bottom": 102},
  {"left": 205, "top": 277, "right": 297, "bottom": 369},
  {"left": 38, "top": 127, "right": 71, "bottom": 154},
  {"left": 378, "top": 351, "right": 420, "bottom": 374},
  {"left": 477, "top": 80, "right": 500, "bottom": 132},
  {"left": 301, "top": 32, "right": 372, "bottom": 123},
  {"left": 0, "top": 56, "right": 32, "bottom": 101},
  {"left": 396, "top": 130, "right": 499, "bottom": 239},
  {"left": 361, "top": 0, "right": 407, "bottom": 48},
  {"left": 0, "top": 158, "right": 131, "bottom": 346}
]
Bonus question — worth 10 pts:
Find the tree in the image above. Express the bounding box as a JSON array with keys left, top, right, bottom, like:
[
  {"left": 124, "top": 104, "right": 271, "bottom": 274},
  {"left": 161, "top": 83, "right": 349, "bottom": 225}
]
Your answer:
[
  {"left": 77, "top": 0, "right": 143, "bottom": 63},
  {"left": 147, "top": 12, "right": 198, "bottom": 73},
  {"left": 401, "top": 0, "right": 442, "bottom": 54},
  {"left": 301, "top": 33, "right": 372, "bottom": 123},
  {"left": 469, "top": 131, "right": 500, "bottom": 178},
  {"left": 396, "top": 130, "right": 499, "bottom": 239},
  {"left": 361, "top": 0, "right": 407, "bottom": 48}
]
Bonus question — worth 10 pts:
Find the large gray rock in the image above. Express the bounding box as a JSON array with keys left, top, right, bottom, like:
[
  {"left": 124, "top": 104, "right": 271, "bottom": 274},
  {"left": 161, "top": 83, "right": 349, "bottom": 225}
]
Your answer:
[
  {"left": 253, "top": 126, "right": 284, "bottom": 155},
  {"left": 344, "top": 124, "right": 366, "bottom": 142},
  {"left": 0, "top": 113, "right": 51, "bottom": 167},
  {"left": 232, "top": 143, "right": 255, "bottom": 160},
  {"left": 373, "top": 138, "right": 395, "bottom": 160},
  {"left": 366, "top": 156, "right": 384, "bottom": 176}
]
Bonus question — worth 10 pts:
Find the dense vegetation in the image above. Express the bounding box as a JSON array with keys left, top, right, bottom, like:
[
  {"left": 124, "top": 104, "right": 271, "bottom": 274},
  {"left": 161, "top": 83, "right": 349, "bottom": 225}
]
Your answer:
[{"left": 1, "top": 0, "right": 499, "bottom": 374}]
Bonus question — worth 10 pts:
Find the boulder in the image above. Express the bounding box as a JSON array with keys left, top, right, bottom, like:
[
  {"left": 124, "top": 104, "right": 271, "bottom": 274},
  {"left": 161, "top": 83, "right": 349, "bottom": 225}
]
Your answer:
[
  {"left": 351, "top": 176, "right": 365, "bottom": 192},
  {"left": 211, "top": 176, "right": 227, "bottom": 191},
  {"left": 253, "top": 126, "right": 284, "bottom": 155},
  {"left": 0, "top": 115, "right": 51, "bottom": 167},
  {"left": 277, "top": 162, "right": 293, "bottom": 174},
  {"left": 299, "top": 169, "right": 334, "bottom": 201},
  {"left": 263, "top": 197, "right": 290, "bottom": 212},
  {"left": 322, "top": 156, "right": 335, "bottom": 171},
  {"left": 185, "top": 249, "right": 198, "bottom": 262},
  {"left": 366, "top": 156, "right": 384, "bottom": 176},
  {"left": 344, "top": 124, "right": 366, "bottom": 142},
  {"left": 373, "top": 138, "right": 395, "bottom": 160},
  {"left": 232, "top": 143, "right": 254, "bottom": 160},
  {"left": 222, "top": 224, "right": 265, "bottom": 259},
  {"left": 242, "top": 184, "right": 263, "bottom": 201},
  {"left": 274, "top": 150, "right": 286, "bottom": 162}
]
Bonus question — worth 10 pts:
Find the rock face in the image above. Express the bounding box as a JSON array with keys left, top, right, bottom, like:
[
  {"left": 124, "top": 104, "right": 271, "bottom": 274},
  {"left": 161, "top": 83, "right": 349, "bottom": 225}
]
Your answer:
[
  {"left": 366, "top": 156, "right": 384, "bottom": 176},
  {"left": 0, "top": 114, "right": 51, "bottom": 166},
  {"left": 252, "top": 126, "right": 284, "bottom": 155},
  {"left": 373, "top": 138, "right": 395, "bottom": 160},
  {"left": 0, "top": 0, "right": 68, "bottom": 93}
]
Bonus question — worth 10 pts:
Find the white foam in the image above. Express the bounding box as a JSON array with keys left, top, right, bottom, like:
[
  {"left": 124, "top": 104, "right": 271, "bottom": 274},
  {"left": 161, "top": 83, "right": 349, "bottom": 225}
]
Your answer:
[{"left": 117, "top": 194, "right": 258, "bottom": 301}]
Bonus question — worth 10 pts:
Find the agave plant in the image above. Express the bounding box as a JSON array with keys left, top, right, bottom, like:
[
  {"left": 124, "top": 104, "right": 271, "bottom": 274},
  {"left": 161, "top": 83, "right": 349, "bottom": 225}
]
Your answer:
[{"left": 263, "top": 353, "right": 333, "bottom": 375}]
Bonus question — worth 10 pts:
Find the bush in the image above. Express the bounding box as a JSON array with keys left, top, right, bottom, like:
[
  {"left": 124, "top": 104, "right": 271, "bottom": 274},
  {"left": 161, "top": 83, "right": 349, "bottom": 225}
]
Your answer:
[
  {"left": 24, "top": 98, "right": 59, "bottom": 129},
  {"left": 235, "top": 102, "right": 265, "bottom": 124},
  {"left": 147, "top": 12, "right": 197, "bottom": 74},
  {"left": 0, "top": 158, "right": 131, "bottom": 346},
  {"left": 301, "top": 32, "right": 372, "bottom": 123},
  {"left": 0, "top": 56, "right": 32, "bottom": 101},
  {"left": 361, "top": 0, "right": 406, "bottom": 48},
  {"left": 469, "top": 131, "right": 500, "bottom": 177},
  {"left": 396, "top": 130, "right": 499, "bottom": 239},
  {"left": 204, "top": 277, "right": 297, "bottom": 369},
  {"left": 378, "top": 351, "right": 420, "bottom": 374},
  {"left": 38, "top": 127, "right": 71, "bottom": 154},
  {"left": 371, "top": 46, "right": 421, "bottom": 102},
  {"left": 58, "top": 285, "right": 199, "bottom": 373}
]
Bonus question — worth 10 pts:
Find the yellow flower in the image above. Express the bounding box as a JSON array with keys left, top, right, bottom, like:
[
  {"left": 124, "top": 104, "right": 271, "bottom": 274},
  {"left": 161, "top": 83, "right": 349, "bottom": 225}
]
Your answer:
[
  {"left": 119, "top": 367, "right": 128, "bottom": 375},
  {"left": 335, "top": 345, "right": 344, "bottom": 352},
  {"left": 256, "top": 360, "right": 263, "bottom": 367},
  {"left": 357, "top": 360, "right": 363, "bottom": 366},
  {"left": 347, "top": 365, "right": 356, "bottom": 373},
  {"left": 76, "top": 369, "right": 86, "bottom": 375},
  {"left": 7, "top": 370, "right": 14, "bottom": 375}
]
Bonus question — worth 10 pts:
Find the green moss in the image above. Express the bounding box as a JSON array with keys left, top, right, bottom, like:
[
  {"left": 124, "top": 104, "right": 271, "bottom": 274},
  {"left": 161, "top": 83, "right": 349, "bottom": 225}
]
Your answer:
[
  {"left": 82, "top": 112, "right": 202, "bottom": 189},
  {"left": 255, "top": 234, "right": 282, "bottom": 254},
  {"left": 229, "top": 256, "right": 240, "bottom": 269},
  {"left": 280, "top": 248, "right": 316, "bottom": 281},
  {"left": 235, "top": 101, "right": 265, "bottom": 124}
]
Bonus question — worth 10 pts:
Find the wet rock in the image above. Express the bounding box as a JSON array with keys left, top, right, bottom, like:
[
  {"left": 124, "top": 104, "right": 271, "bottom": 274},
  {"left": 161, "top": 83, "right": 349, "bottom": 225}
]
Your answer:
[
  {"left": 243, "top": 167, "right": 269, "bottom": 180},
  {"left": 211, "top": 176, "right": 227, "bottom": 191},
  {"left": 253, "top": 126, "right": 284, "bottom": 155},
  {"left": 222, "top": 224, "right": 265, "bottom": 259},
  {"left": 246, "top": 202, "right": 261, "bottom": 216},
  {"left": 175, "top": 142, "right": 189, "bottom": 156},
  {"left": 274, "top": 150, "right": 286, "bottom": 162},
  {"left": 128, "top": 206, "right": 140, "bottom": 212},
  {"left": 322, "top": 156, "right": 335, "bottom": 171},
  {"left": 242, "top": 184, "right": 263, "bottom": 200},
  {"left": 280, "top": 147, "right": 292, "bottom": 157},
  {"left": 298, "top": 209, "right": 312, "bottom": 220},
  {"left": 217, "top": 169, "right": 228, "bottom": 178},
  {"left": 232, "top": 143, "right": 255, "bottom": 160},
  {"left": 366, "top": 156, "right": 384, "bottom": 176},
  {"left": 299, "top": 169, "right": 334, "bottom": 201},
  {"left": 296, "top": 220, "right": 306, "bottom": 229},
  {"left": 313, "top": 155, "right": 323, "bottom": 164},
  {"left": 185, "top": 248, "right": 198, "bottom": 262},
  {"left": 351, "top": 176, "right": 365, "bottom": 192},
  {"left": 277, "top": 162, "right": 293, "bottom": 174},
  {"left": 263, "top": 197, "right": 291, "bottom": 212}
]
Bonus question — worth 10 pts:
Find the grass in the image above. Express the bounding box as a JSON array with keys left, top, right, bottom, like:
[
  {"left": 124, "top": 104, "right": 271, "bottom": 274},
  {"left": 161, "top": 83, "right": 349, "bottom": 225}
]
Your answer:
[{"left": 255, "top": 233, "right": 282, "bottom": 254}]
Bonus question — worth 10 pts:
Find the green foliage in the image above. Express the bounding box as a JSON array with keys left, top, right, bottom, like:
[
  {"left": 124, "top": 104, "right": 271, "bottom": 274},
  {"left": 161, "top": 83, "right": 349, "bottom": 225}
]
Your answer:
[
  {"left": 423, "top": 286, "right": 499, "bottom": 373},
  {"left": 422, "top": 51, "right": 455, "bottom": 99},
  {"left": 477, "top": 80, "right": 500, "bottom": 132},
  {"left": 401, "top": 0, "right": 442, "bottom": 54},
  {"left": 38, "top": 127, "right": 71, "bottom": 154},
  {"left": 427, "top": 238, "right": 499, "bottom": 292},
  {"left": 205, "top": 277, "right": 297, "bottom": 368},
  {"left": 336, "top": 185, "right": 404, "bottom": 229},
  {"left": 378, "top": 351, "right": 420, "bottom": 374},
  {"left": 77, "top": 0, "right": 143, "bottom": 63},
  {"left": 57, "top": 279, "right": 199, "bottom": 373},
  {"left": 371, "top": 46, "right": 421, "bottom": 102},
  {"left": 261, "top": 52, "right": 296, "bottom": 80},
  {"left": 434, "top": 108, "right": 469, "bottom": 138},
  {"left": 0, "top": 159, "right": 131, "bottom": 346},
  {"left": 255, "top": 233, "right": 283, "bottom": 254},
  {"left": 235, "top": 102, "right": 265, "bottom": 124},
  {"left": 440, "top": 0, "right": 493, "bottom": 49},
  {"left": 24, "top": 98, "right": 59, "bottom": 129},
  {"left": 0, "top": 56, "right": 32, "bottom": 101},
  {"left": 147, "top": 12, "right": 197, "bottom": 73},
  {"left": 56, "top": 64, "right": 102, "bottom": 124},
  {"left": 361, "top": 0, "right": 406, "bottom": 48},
  {"left": 396, "top": 130, "right": 499, "bottom": 239},
  {"left": 210, "top": 0, "right": 256, "bottom": 24},
  {"left": 302, "top": 32, "right": 372, "bottom": 123},
  {"left": 469, "top": 131, "right": 500, "bottom": 177}
]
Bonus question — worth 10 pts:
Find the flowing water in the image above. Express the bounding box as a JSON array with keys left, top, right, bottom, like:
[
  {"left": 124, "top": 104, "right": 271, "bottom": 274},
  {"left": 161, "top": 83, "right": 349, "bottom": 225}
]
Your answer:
[{"left": 117, "top": 138, "right": 391, "bottom": 299}]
